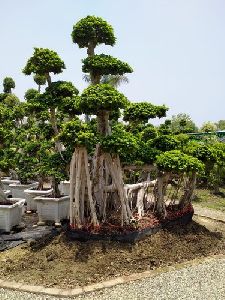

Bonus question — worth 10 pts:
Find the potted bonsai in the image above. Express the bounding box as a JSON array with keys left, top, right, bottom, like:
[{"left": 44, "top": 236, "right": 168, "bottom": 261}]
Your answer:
[
  {"left": 0, "top": 184, "right": 25, "bottom": 232},
  {"left": 23, "top": 48, "right": 80, "bottom": 225}
]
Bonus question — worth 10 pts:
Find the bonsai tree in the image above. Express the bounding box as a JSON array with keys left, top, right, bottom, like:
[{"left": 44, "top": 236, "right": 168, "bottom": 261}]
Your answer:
[
  {"left": 23, "top": 48, "right": 66, "bottom": 140},
  {"left": 3, "top": 77, "right": 15, "bottom": 94},
  {"left": 23, "top": 48, "right": 79, "bottom": 197},
  {"left": 155, "top": 150, "right": 204, "bottom": 215},
  {"left": 69, "top": 16, "right": 173, "bottom": 228}
]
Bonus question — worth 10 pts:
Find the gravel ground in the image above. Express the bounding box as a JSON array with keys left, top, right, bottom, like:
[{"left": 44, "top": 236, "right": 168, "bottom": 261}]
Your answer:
[
  {"left": 194, "top": 204, "right": 225, "bottom": 222},
  {"left": 0, "top": 257, "right": 224, "bottom": 300}
]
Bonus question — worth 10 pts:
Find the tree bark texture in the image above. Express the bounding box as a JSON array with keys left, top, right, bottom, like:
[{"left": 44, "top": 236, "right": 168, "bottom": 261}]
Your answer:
[{"left": 179, "top": 172, "right": 197, "bottom": 208}]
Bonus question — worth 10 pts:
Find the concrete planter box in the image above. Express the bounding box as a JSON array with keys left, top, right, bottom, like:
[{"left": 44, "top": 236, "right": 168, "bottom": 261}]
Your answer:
[
  {"left": 0, "top": 198, "right": 25, "bottom": 232},
  {"left": 3, "top": 190, "right": 11, "bottom": 197},
  {"left": 24, "top": 187, "right": 53, "bottom": 212},
  {"left": 1, "top": 178, "right": 20, "bottom": 194},
  {"left": 34, "top": 195, "right": 70, "bottom": 226},
  {"left": 9, "top": 182, "right": 39, "bottom": 199},
  {"left": 59, "top": 181, "right": 70, "bottom": 196}
]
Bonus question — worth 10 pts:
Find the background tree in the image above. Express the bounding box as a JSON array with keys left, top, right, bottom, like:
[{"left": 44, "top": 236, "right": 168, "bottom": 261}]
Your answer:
[
  {"left": 200, "top": 121, "right": 217, "bottom": 133},
  {"left": 165, "top": 113, "right": 198, "bottom": 134},
  {"left": 215, "top": 120, "right": 225, "bottom": 131}
]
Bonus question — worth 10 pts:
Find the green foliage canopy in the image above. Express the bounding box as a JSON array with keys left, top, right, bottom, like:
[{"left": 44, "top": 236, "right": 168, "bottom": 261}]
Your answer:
[
  {"left": 3, "top": 77, "right": 15, "bottom": 93},
  {"left": 33, "top": 74, "right": 47, "bottom": 86},
  {"left": 123, "top": 102, "right": 168, "bottom": 124},
  {"left": 151, "top": 135, "right": 181, "bottom": 152},
  {"left": 71, "top": 15, "right": 116, "bottom": 48},
  {"left": 100, "top": 124, "right": 138, "bottom": 163},
  {"left": 38, "top": 81, "right": 79, "bottom": 109},
  {"left": 79, "top": 84, "right": 129, "bottom": 115},
  {"left": 23, "top": 48, "right": 65, "bottom": 76},
  {"left": 156, "top": 150, "right": 204, "bottom": 174},
  {"left": 59, "top": 119, "right": 97, "bottom": 152},
  {"left": 82, "top": 54, "right": 133, "bottom": 76}
]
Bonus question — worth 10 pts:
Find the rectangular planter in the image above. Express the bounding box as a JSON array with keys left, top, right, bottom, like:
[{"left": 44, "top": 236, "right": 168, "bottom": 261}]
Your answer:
[
  {"left": 1, "top": 178, "right": 20, "bottom": 195},
  {"left": 0, "top": 198, "right": 25, "bottom": 232},
  {"left": 34, "top": 195, "right": 70, "bottom": 226},
  {"left": 9, "top": 182, "right": 39, "bottom": 199},
  {"left": 24, "top": 187, "right": 53, "bottom": 212},
  {"left": 59, "top": 181, "right": 70, "bottom": 196}
]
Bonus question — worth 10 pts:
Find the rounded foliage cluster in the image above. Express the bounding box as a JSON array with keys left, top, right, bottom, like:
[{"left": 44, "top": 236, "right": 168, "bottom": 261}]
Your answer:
[
  {"left": 45, "top": 81, "right": 78, "bottom": 99},
  {"left": 140, "top": 124, "right": 158, "bottom": 141},
  {"left": 23, "top": 48, "right": 65, "bottom": 76},
  {"left": 151, "top": 135, "right": 181, "bottom": 152},
  {"left": 123, "top": 102, "right": 168, "bottom": 123},
  {"left": 78, "top": 84, "right": 129, "bottom": 114},
  {"left": 33, "top": 74, "right": 46, "bottom": 86},
  {"left": 24, "top": 89, "right": 39, "bottom": 102},
  {"left": 82, "top": 54, "right": 133, "bottom": 76},
  {"left": 156, "top": 150, "right": 204, "bottom": 173},
  {"left": 137, "top": 140, "right": 160, "bottom": 165},
  {"left": 3, "top": 77, "right": 15, "bottom": 93},
  {"left": 185, "top": 142, "right": 217, "bottom": 163},
  {"left": 100, "top": 125, "right": 138, "bottom": 163},
  {"left": 38, "top": 81, "right": 79, "bottom": 109},
  {"left": 59, "top": 119, "right": 97, "bottom": 152},
  {"left": 71, "top": 15, "right": 116, "bottom": 48}
]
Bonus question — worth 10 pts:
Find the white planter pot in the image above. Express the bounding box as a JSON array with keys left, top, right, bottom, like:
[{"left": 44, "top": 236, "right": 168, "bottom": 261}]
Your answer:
[
  {"left": 35, "top": 195, "right": 69, "bottom": 226},
  {"left": 59, "top": 181, "right": 70, "bottom": 196},
  {"left": 1, "top": 178, "right": 20, "bottom": 194},
  {"left": 24, "top": 187, "right": 53, "bottom": 212},
  {"left": 0, "top": 198, "right": 25, "bottom": 232},
  {"left": 3, "top": 190, "right": 11, "bottom": 197},
  {"left": 9, "top": 182, "right": 39, "bottom": 199}
]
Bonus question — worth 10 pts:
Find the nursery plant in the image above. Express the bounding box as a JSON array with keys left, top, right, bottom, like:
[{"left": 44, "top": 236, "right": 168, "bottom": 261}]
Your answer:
[
  {"left": 68, "top": 16, "right": 185, "bottom": 229},
  {"left": 23, "top": 48, "right": 79, "bottom": 197}
]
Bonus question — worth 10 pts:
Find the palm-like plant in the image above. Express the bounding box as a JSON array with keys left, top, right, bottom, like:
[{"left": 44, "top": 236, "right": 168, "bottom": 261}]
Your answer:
[{"left": 83, "top": 74, "right": 129, "bottom": 88}]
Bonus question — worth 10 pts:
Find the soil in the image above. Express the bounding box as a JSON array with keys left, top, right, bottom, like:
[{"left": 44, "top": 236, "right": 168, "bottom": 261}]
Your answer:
[
  {"left": 0, "top": 201, "right": 14, "bottom": 206},
  {"left": 0, "top": 218, "right": 224, "bottom": 289}
]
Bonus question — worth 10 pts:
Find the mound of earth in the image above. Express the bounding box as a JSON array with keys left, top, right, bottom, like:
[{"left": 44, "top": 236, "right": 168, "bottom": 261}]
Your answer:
[{"left": 0, "top": 218, "right": 224, "bottom": 289}]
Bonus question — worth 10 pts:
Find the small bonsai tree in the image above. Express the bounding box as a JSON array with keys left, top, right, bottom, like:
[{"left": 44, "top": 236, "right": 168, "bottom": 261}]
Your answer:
[
  {"left": 3, "top": 77, "right": 15, "bottom": 94},
  {"left": 155, "top": 150, "right": 204, "bottom": 215},
  {"left": 23, "top": 48, "right": 80, "bottom": 197}
]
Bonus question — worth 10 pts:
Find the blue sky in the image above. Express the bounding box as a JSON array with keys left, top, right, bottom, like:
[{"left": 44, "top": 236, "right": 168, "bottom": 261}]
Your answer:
[{"left": 0, "top": 0, "right": 225, "bottom": 126}]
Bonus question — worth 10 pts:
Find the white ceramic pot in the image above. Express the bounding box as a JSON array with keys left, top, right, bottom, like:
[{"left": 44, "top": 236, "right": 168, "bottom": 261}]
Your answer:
[
  {"left": 24, "top": 187, "right": 53, "bottom": 212},
  {"left": 34, "top": 195, "right": 69, "bottom": 226},
  {"left": 59, "top": 180, "right": 70, "bottom": 196},
  {"left": 9, "top": 182, "right": 39, "bottom": 199},
  {"left": 0, "top": 198, "right": 25, "bottom": 232}
]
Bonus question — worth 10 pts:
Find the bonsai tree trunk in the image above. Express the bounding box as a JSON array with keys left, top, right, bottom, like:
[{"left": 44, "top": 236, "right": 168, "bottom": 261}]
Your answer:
[
  {"left": 154, "top": 171, "right": 169, "bottom": 217},
  {"left": 51, "top": 177, "right": 61, "bottom": 198},
  {"left": 46, "top": 72, "right": 63, "bottom": 196},
  {"left": 97, "top": 111, "right": 110, "bottom": 135},
  {"left": 92, "top": 111, "right": 111, "bottom": 218},
  {"left": 70, "top": 147, "right": 99, "bottom": 227},
  {"left": 179, "top": 172, "right": 197, "bottom": 208}
]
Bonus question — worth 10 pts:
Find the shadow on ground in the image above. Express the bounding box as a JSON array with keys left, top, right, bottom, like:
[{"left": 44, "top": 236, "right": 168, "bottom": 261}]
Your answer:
[{"left": 1, "top": 218, "right": 224, "bottom": 288}]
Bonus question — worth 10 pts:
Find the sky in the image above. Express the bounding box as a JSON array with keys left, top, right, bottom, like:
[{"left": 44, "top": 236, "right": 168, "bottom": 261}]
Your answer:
[{"left": 0, "top": 0, "right": 225, "bottom": 127}]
